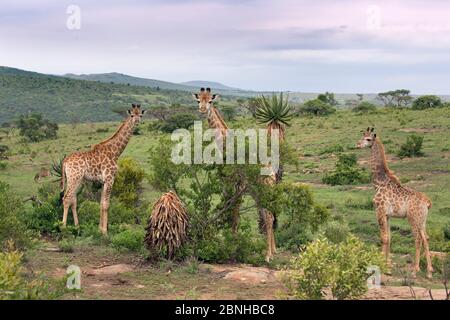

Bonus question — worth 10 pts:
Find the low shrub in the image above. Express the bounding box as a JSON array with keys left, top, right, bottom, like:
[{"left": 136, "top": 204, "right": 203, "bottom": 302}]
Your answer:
[
  {"left": 0, "top": 242, "right": 65, "bottom": 299},
  {"left": 0, "top": 181, "right": 31, "bottom": 249},
  {"left": 352, "top": 101, "right": 377, "bottom": 113},
  {"left": 111, "top": 225, "right": 146, "bottom": 252},
  {"left": 397, "top": 134, "right": 424, "bottom": 158},
  {"left": 285, "top": 235, "right": 385, "bottom": 300},
  {"left": 319, "top": 144, "right": 344, "bottom": 155},
  {"left": 322, "top": 154, "right": 370, "bottom": 186}
]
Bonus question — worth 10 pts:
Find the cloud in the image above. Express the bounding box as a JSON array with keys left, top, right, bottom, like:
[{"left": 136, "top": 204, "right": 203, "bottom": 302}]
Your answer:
[{"left": 1, "top": 0, "right": 450, "bottom": 93}]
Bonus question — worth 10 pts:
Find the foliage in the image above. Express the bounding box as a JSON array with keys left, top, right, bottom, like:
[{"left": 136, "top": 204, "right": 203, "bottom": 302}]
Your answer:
[
  {"left": 148, "top": 136, "right": 325, "bottom": 262},
  {"left": 377, "top": 89, "right": 412, "bottom": 108},
  {"left": 16, "top": 113, "right": 58, "bottom": 142},
  {"left": 397, "top": 134, "right": 424, "bottom": 158},
  {"left": 317, "top": 92, "right": 338, "bottom": 106},
  {"left": 352, "top": 101, "right": 377, "bottom": 113},
  {"left": 254, "top": 93, "right": 294, "bottom": 141},
  {"left": 196, "top": 219, "right": 266, "bottom": 264},
  {"left": 301, "top": 99, "right": 336, "bottom": 116},
  {"left": 285, "top": 235, "right": 385, "bottom": 300},
  {"left": 154, "top": 112, "right": 198, "bottom": 133},
  {"left": 323, "top": 220, "right": 351, "bottom": 244},
  {"left": 112, "top": 157, "right": 145, "bottom": 208},
  {"left": 219, "top": 105, "right": 238, "bottom": 121},
  {"left": 0, "top": 242, "right": 65, "bottom": 300},
  {"left": 273, "top": 183, "right": 329, "bottom": 250},
  {"left": 111, "top": 225, "right": 146, "bottom": 252},
  {"left": 145, "top": 192, "right": 189, "bottom": 259},
  {"left": 322, "top": 154, "right": 370, "bottom": 186},
  {"left": 0, "top": 144, "right": 9, "bottom": 159},
  {"left": 412, "top": 95, "right": 442, "bottom": 110},
  {"left": 319, "top": 144, "right": 344, "bottom": 155},
  {"left": 0, "top": 181, "right": 31, "bottom": 249}
]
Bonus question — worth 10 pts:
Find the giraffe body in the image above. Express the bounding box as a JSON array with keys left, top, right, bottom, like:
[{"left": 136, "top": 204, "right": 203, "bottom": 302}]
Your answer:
[
  {"left": 358, "top": 128, "right": 433, "bottom": 278},
  {"left": 61, "top": 105, "right": 144, "bottom": 234}
]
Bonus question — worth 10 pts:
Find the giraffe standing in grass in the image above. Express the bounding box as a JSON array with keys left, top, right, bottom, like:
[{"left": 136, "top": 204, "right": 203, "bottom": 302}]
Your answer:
[
  {"left": 357, "top": 127, "right": 433, "bottom": 278},
  {"left": 60, "top": 104, "right": 145, "bottom": 234},
  {"left": 193, "top": 87, "right": 277, "bottom": 261}
]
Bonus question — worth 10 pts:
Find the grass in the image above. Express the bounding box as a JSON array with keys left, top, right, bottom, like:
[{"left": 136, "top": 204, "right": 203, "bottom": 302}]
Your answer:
[{"left": 1, "top": 107, "right": 450, "bottom": 298}]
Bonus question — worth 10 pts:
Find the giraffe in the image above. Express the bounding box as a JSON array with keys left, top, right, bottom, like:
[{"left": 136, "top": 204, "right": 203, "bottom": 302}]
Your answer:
[
  {"left": 193, "top": 87, "right": 277, "bottom": 261},
  {"left": 357, "top": 127, "right": 433, "bottom": 278},
  {"left": 60, "top": 104, "right": 145, "bottom": 234}
]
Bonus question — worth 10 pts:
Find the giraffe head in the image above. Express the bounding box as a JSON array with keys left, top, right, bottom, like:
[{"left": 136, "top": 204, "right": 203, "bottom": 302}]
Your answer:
[
  {"left": 357, "top": 127, "right": 376, "bottom": 148},
  {"left": 192, "top": 87, "right": 219, "bottom": 113},
  {"left": 127, "top": 104, "right": 145, "bottom": 123}
]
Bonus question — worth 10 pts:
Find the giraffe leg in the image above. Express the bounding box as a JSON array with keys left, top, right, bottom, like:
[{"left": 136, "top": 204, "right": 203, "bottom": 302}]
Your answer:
[
  {"left": 376, "top": 208, "right": 391, "bottom": 272},
  {"left": 62, "top": 178, "right": 81, "bottom": 227},
  {"left": 411, "top": 228, "right": 422, "bottom": 278},
  {"left": 420, "top": 229, "right": 433, "bottom": 279},
  {"left": 99, "top": 180, "right": 113, "bottom": 235},
  {"left": 71, "top": 197, "right": 79, "bottom": 227}
]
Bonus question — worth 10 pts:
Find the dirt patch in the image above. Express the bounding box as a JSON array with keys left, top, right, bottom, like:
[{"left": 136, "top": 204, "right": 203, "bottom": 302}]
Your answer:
[
  {"left": 85, "top": 264, "right": 134, "bottom": 276},
  {"left": 363, "top": 286, "right": 447, "bottom": 300}
]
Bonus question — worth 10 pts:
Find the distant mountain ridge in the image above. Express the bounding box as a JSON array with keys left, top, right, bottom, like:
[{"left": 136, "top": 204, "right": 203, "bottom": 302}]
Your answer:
[{"left": 179, "top": 80, "right": 237, "bottom": 91}]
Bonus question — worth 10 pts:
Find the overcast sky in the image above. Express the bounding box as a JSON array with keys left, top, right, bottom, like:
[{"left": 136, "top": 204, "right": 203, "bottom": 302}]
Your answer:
[{"left": 1, "top": 0, "right": 450, "bottom": 93}]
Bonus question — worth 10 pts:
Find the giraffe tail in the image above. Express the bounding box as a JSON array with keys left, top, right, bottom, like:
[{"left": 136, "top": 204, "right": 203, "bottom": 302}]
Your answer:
[{"left": 59, "top": 160, "right": 66, "bottom": 203}]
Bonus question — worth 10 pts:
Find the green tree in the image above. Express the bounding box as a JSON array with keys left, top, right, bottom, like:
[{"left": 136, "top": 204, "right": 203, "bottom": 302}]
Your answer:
[
  {"left": 352, "top": 101, "right": 377, "bottom": 113},
  {"left": 301, "top": 99, "right": 336, "bottom": 116},
  {"left": 377, "top": 89, "right": 412, "bottom": 108},
  {"left": 317, "top": 92, "right": 338, "bottom": 106},
  {"left": 412, "top": 95, "right": 442, "bottom": 110},
  {"left": 112, "top": 157, "right": 145, "bottom": 208},
  {"left": 16, "top": 113, "right": 58, "bottom": 142}
]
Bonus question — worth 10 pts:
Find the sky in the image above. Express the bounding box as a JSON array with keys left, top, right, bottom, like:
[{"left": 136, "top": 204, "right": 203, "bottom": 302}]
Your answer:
[{"left": 1, "top": 0, "right": 450, "bottom": 94}]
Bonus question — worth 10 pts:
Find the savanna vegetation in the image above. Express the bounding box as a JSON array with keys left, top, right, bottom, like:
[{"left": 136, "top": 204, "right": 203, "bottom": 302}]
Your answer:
[{"left": 0, "top": 75, "right": 449, "bottom": 300}]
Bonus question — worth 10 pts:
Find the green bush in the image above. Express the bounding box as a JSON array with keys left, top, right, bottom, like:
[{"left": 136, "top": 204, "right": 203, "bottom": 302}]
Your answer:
[
  {"left": 0, "top": 244, "right": 64, "bottom": 300},
  {"left": 196, "top": 220, "right": 266, "bottom": 264},
  {"left": 0, "top": 181, "right": 31, "bottom": 249},
  {"left": 16, "top": 113, "right": 58, "bottom": 142},
  {"left": 397, "top": 134, "right": 424, "bottom": 158},
  {"left": 300, "top": 99, "right": 336, "bottom": 116},
  {"left": 112, "top": 157, "right": 145, "bottom": 208},
  {"left": 323, "top": 221, "right": 350, "bottom": 244},
  {"left": 111, "top": 226, "right": 145, "bottom": 252},
  {"left": 285, "top": 235, "right": 385, "bottom": 300},
  {"left": 352, "top": 101, "right": 377, "bottom": 113},
  {"left": 412, "top": 95, "right": 442, "bottom": 110},
  {"left": 322, "top": 154, "right": 370, "bottom": 186},
  {"left": 157, "top": 113, "right": 198, "bottom": 133}
]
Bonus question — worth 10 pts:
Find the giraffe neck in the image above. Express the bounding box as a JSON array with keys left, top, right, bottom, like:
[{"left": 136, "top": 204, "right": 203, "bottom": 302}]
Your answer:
[
  {"left": 370, "top": 137, "right": 398, "bottom": 187},
  {"left": 207, "top": 106, "right": 228, "bottom": 136},
  {"left": 96, "top": 118, "right": 136, "bottom": 159}
]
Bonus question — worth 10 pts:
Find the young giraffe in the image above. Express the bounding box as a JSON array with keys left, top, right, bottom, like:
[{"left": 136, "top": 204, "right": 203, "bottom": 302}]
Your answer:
[
  {"left": 60, "top": 104, "right": 145, "bottom": 234},
  {"left": 357, "top": 127, "right": 433, "bottom": 278},
  {"left": 193, "top": 87, "right": 277, "bottom": 261}
]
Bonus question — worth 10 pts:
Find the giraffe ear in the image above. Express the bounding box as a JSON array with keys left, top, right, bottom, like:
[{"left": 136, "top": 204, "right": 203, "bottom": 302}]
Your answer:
[
  {"left": 373, "top": 133, "right": 377, "bottom": 138},
  {"left": 367, "top": 127, "right": 370, "bottom": 132},
  {"left": 141, "top": 109, "right": 146, "bottom": 115},
  {"left": 132, "top": 104, "right": 136, "bottom": 108},
  {"left": 206, "top": 87, "right": 211, "bottom": 92},
  {"left": 370, "top": 127, "right": 375, "bottom": 132},
  {"left": 211, "top": 94, "right": 220, "bottom": 101},
  {"left": 200, "top": 87, "right": 205, "bottom": 92},
  {"left": 192, "top": 93, "right": 199, "bottom": 100},
  {"left": 127, "top": 109, "right": 132, "bottom": 115}
]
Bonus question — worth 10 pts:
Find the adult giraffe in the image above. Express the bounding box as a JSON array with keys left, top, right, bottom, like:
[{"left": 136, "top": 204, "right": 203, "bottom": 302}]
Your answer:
[
  {"left": 193, "top": 87, "right": 277, "bottom": 261},
  {"left": 357, "top": 127, "right": 433, "bottom": 278},
  {"left": 60, "top": 104, "right": 145, "bottom": 234}
]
